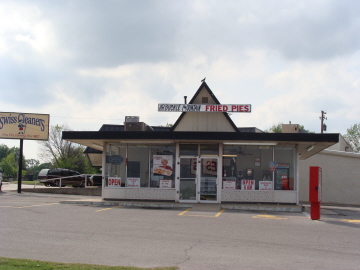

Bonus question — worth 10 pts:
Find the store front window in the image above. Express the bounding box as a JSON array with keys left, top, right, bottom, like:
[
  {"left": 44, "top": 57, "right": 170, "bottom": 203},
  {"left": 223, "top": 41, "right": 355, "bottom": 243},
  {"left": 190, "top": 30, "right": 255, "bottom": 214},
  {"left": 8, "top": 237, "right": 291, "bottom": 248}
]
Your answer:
[
  {"left": 105, "top": 143, "right": 175, "bottom": 188},
  {"left": 127, "top": 145, "right": 149, "bottom": 187},
  {"left": 105, "top": 144, "right": 126, "bottom": 187},
  {"left": 150, "top": 145, "right": 175, "bottom": 188},
  {"left": 274, "top": 146, "right": 296, "bottom": 190},
  {"left": 222, "top": 144, "right": 296, "bottom": 191}
]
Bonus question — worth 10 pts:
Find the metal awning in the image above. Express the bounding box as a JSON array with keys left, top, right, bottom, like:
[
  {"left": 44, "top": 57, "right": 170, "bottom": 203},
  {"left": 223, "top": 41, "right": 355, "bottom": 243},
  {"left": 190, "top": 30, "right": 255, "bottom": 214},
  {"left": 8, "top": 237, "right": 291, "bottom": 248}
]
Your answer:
[{"left": 63, "top": 131, "right": 339, "bottom": 161}]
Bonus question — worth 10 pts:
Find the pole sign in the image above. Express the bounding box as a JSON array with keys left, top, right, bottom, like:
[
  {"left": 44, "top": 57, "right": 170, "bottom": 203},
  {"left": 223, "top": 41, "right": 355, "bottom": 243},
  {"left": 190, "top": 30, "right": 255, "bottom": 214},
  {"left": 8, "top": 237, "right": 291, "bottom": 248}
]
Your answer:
[
  {"left": 158, "top": 104, "right": 251, "bottom": 113},
  {"left": 0, "top": 112, "right": 49, "bottom": 140}
]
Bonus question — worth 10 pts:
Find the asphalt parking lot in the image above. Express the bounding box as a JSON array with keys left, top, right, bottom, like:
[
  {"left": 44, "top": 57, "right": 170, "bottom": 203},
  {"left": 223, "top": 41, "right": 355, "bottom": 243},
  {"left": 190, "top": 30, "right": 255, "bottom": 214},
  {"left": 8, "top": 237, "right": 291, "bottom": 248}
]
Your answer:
[{"left": 1, "top": 184, "right": 360, "bottom": 270}]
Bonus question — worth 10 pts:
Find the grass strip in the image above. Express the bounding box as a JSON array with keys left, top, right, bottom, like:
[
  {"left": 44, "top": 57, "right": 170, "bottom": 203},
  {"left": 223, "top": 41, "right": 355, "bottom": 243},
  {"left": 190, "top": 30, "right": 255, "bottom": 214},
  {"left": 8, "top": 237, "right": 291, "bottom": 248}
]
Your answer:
[{"left": 0, "top": 257, "right": 178, "bottom": 270}]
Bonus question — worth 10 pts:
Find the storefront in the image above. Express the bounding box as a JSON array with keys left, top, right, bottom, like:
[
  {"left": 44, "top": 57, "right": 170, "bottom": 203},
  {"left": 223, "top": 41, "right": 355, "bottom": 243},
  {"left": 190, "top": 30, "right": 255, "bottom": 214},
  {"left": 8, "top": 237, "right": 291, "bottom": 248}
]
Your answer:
[{"left": 63, "top": 82, "right": 339, "bottom": 205}]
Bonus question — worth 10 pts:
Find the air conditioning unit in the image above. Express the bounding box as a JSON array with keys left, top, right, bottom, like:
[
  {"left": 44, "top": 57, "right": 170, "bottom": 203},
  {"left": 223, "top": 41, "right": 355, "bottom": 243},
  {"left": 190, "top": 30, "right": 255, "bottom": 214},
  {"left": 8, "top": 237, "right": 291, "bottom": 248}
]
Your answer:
[
  {"left": 124, "top": 122, "right": 146, "bottom": 131},
  {"left": 125, "top": 116, "right": 139, "bottom": 123}
]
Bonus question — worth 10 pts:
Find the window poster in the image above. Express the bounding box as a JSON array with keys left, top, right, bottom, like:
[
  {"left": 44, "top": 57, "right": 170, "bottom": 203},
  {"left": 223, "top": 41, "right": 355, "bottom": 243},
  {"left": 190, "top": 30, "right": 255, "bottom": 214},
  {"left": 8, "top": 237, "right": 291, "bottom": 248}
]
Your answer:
[{"left": 153, "top": 155, "right": 173, "bottom": 176}]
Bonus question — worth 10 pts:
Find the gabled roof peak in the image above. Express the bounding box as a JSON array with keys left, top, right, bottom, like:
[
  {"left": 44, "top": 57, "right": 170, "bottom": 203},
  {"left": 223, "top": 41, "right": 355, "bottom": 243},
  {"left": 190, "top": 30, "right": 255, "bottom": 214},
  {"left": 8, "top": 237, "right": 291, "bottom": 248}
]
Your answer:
[{"left": 171, "top": 82, "right": 239, "bottom": 132}]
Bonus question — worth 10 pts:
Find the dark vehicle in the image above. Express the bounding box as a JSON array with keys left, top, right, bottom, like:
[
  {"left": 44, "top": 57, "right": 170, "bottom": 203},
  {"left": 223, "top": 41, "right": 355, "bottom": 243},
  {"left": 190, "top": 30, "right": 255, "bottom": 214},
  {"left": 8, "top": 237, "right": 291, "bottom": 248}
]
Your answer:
[
  {"left": 38, "top": 168, "right": 88, "bottom": 187},
  {"left": 89, "top": 174, "right": 102, "bottom": 186}
]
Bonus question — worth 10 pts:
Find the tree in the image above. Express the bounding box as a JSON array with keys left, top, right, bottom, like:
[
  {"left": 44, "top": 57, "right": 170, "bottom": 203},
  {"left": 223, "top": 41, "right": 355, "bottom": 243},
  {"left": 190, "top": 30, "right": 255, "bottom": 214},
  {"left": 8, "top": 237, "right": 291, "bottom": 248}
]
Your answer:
[
  {"left": 0, "top": 144, "right": 19, "bottom": 162},
  {"left": 158, "top": 123, "right": 173, "bottom": 127},
  {"left": 265, "top": 123, "right": 282, "bottom": 133},
  {"left": 0, "top": 152, "right": 26, "bottom": 179},
  {"left": 343, "top": 123, "right": 360, "bottom": 152},
  {"left": 38, "top": 124, "right": 97, "bottom": 174},
  {"left": 265, "top": 123, "right": 314, "bottom": 133},
  {"left": 0, "top": 144, "right": 11, "bottom": 161},
  {"left": 25, "top": 159, "right": 40, "bottom": 170}
]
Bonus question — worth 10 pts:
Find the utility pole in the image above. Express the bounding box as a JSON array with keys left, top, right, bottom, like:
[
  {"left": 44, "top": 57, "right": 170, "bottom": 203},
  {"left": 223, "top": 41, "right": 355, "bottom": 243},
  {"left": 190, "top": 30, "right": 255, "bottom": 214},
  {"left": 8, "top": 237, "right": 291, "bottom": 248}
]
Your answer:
[{"left": 320, "top": 110, "right": 327, "bottom": 134}]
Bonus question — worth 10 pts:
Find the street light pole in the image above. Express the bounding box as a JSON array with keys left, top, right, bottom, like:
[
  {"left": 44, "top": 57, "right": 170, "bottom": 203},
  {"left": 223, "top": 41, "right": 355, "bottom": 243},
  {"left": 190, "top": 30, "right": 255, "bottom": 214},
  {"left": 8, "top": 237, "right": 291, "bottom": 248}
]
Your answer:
[{"left": 320, "top": 110, "right": 327, "bottom": 134}]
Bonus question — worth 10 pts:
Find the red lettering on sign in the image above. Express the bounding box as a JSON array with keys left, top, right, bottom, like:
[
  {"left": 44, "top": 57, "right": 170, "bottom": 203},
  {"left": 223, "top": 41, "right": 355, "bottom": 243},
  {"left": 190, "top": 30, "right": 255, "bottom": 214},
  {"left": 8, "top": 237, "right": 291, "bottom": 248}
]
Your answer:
[
  {"left": 109, "top": 178, "right": 120, "bottom": 185},
  {"left": 206, "top": 160, "right": 217, "bottom": 172}
]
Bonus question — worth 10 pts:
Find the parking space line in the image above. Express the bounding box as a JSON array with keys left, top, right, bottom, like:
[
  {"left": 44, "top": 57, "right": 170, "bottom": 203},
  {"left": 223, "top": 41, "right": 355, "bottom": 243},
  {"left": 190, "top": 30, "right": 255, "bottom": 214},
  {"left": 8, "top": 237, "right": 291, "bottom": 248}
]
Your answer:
[
  {"left": 178, "top": 208, "right": 226, "bottom": 218},
  {"left": 0, "top": 203, "right": 60, "bottom": 209},
  {"left": 252, "top": 214, "right": 288, "bottom": 220},
  {"left": 96, "top": 206, "right": 122, "bottom": 212},
  {"left": 215, "top": 208, "right": 226, "bottom": 217},
  {"left": 342, "top": 219, "right": 360, "bottom": 223},
  {"left": 178, "top": 208, "right": 192, "bottom": 216}
]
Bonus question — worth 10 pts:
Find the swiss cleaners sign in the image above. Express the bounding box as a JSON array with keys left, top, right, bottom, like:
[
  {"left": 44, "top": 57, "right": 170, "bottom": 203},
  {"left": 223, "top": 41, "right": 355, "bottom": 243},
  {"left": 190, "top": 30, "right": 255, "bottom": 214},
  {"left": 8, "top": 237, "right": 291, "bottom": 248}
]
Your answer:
[
  {"left": 158, "top": 104, "right": 251, "bottom": 113},
  {"left": 0, "top": 112, "right": 49, "bottom": 140}
]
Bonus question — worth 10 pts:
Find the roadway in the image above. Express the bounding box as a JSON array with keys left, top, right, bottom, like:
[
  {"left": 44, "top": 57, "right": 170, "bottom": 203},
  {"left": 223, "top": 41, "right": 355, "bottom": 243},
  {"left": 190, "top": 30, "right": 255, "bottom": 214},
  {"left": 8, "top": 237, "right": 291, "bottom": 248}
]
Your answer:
[{"left": 1, "top": 184, "right": 360, "bottom": 269}]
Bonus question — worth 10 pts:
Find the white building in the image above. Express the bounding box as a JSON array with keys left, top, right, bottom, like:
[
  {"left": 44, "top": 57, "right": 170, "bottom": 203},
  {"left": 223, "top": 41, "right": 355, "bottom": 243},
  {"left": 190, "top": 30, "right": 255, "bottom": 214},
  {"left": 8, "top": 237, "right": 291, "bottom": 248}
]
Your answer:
[{"left": 63, "top": 82, "right": 339, "bottom": 205}]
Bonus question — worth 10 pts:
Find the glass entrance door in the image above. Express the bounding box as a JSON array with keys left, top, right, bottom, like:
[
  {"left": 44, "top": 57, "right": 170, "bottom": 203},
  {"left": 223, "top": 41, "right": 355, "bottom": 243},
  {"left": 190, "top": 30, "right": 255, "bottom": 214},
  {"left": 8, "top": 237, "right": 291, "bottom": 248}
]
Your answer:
[
  {"left": 199, "top": 158, "right": 218, "bottom": 202},
  {"left": 179, "top": 158, "right": 197, "bottom": 201},
  {"left": 179, "top": 157, "right": 219, "bottom": 202}
]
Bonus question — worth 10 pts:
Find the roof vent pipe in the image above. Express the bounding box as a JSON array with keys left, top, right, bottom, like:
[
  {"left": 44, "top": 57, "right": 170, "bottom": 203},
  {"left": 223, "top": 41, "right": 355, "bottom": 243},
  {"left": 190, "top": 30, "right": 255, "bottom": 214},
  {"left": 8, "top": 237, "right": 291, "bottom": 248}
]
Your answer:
[{"left": 184, "top": 96, "right": 187, "bottom": 104}]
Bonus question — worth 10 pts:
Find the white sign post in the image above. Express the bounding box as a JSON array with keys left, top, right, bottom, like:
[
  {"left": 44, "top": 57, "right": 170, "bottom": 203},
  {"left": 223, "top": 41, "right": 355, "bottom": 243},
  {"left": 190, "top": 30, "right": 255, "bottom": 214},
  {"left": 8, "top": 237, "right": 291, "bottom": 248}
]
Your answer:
[{"left": 0, "top": 112, "right": 50, "bottom": 194}]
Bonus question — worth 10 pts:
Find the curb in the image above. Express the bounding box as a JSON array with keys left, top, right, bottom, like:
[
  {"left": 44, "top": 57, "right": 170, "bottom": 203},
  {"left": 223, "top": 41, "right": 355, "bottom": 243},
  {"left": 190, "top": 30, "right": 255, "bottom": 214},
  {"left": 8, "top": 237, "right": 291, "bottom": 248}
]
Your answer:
[{"left": 60, "top": 200, "right": 304, "bottom": 212}]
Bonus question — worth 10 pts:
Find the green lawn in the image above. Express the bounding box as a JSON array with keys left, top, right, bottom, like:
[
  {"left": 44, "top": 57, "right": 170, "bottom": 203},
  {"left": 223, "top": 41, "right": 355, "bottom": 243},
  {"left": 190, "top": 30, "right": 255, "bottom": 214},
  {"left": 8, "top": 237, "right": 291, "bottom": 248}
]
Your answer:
[
  {"left": 9, "top": 181, "right": 41, "bottom": 185},
  {"left": 0, "top": 257, "right": 178, "bottom": 270}
]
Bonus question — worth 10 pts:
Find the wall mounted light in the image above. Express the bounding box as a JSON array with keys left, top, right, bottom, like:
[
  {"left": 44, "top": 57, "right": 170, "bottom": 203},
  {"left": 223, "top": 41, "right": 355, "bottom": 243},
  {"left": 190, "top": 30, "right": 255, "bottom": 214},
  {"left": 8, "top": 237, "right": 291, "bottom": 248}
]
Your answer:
[{"left": 306, "top": 145, "right": 314, "bottom": 152}]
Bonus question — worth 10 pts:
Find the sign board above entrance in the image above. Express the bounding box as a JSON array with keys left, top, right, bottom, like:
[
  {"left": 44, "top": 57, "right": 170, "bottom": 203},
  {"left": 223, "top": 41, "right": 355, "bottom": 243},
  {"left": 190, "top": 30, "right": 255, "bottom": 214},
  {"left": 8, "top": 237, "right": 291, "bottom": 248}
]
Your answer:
[{"left": 158, "top": 104, "right": 251, "bottom": 113}]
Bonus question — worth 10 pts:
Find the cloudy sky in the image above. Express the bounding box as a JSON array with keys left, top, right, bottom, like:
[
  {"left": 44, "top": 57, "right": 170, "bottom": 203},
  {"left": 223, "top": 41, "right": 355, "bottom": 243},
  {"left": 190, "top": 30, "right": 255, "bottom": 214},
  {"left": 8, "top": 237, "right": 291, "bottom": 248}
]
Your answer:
[{"left": 1, "top": 0, "right": 360, "bottom": 161}]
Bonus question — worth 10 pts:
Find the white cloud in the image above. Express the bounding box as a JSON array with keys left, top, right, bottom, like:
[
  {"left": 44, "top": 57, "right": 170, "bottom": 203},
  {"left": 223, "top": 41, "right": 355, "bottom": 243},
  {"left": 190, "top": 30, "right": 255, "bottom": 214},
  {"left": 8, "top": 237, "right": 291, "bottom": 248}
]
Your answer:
[{"left": 1, "top": 0, "right": 360, "bottom": 160}]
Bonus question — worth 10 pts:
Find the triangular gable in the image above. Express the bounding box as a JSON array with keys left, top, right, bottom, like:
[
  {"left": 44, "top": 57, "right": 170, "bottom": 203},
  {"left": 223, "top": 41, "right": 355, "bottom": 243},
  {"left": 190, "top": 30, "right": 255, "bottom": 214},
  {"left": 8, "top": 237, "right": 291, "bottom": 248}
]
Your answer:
[{"left": 171, "top": 82, "right": 239, "bottom": 132}]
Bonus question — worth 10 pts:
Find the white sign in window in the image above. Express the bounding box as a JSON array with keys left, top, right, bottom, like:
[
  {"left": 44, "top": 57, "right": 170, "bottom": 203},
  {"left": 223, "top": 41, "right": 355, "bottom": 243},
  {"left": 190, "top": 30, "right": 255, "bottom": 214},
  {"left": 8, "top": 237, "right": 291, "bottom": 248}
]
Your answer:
[
  {"left": 259, "top": 181, "right": 273, "bottom": 190},
  {"left": 223, "top": 181, "right": 236, "bottom": 189},
  {"left": 127, "top": 178, "right": 140, "bottom": 188},
  {"left": 159, "top": 180, "right": 172, "bottom": 188},
  {"left": 108, "top": 177, "right": 121, "bottom": 187},
  {"left": 241, "top": 180, "right": 255, "bottom": 190}
]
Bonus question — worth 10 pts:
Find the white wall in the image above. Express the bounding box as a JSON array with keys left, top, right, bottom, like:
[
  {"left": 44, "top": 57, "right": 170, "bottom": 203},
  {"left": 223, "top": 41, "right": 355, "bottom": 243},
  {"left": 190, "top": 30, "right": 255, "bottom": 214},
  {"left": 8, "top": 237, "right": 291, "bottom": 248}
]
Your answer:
[{"left": 299, "top": 150, "right": 360, "bottom": 206}]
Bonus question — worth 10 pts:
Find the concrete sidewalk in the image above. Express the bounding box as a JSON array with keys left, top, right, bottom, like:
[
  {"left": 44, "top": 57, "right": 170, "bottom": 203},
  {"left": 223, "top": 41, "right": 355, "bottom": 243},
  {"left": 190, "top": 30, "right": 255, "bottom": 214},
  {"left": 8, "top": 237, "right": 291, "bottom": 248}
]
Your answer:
[
  {"left": 1, "top": 182, "right": 303, "bottom": 212},
  {"left": 60, "top": 199, "right": 304, "bottom": 212}
]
